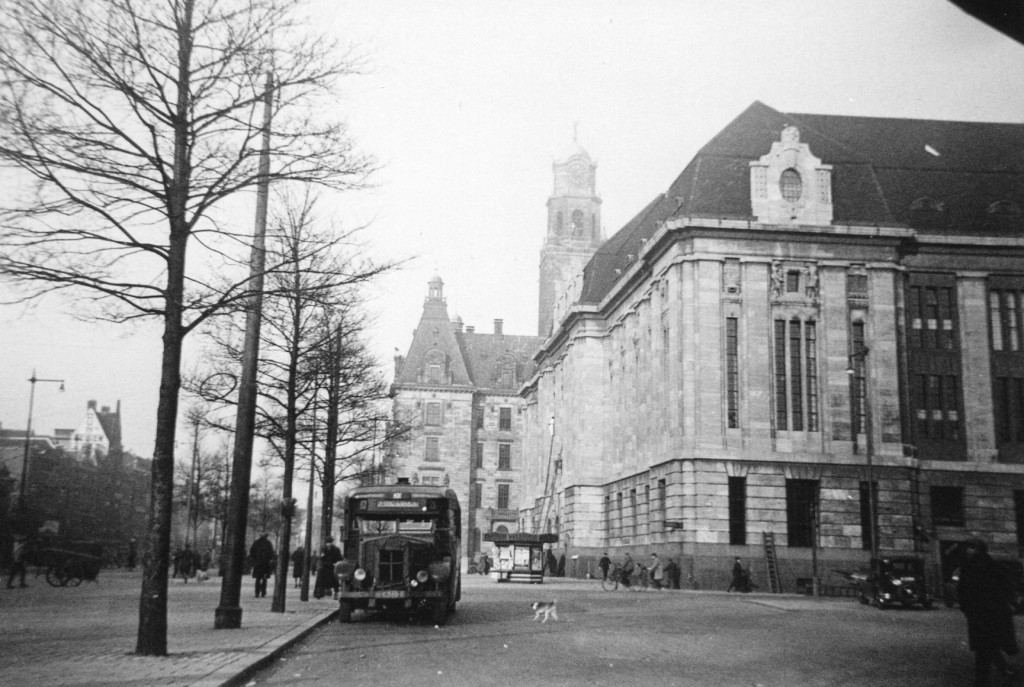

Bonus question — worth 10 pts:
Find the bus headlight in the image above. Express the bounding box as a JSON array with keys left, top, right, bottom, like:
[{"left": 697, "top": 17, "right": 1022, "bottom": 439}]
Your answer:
[
  {"left": 354, "top": 568, "right": 367, "bottom": 581},
  {"left": 416, "top": 570, "right": 430, "bottom": 584}
]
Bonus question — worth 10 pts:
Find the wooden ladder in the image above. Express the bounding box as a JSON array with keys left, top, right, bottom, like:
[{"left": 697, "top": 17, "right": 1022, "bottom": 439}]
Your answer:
[{"left": 763, "top": 531, "right": 782, "bottom": 593}]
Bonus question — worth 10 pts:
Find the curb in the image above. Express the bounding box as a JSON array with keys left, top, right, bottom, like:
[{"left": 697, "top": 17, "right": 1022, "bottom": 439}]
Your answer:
[{"left": 190, "top": 609, "right": 338, "bottom": 687}]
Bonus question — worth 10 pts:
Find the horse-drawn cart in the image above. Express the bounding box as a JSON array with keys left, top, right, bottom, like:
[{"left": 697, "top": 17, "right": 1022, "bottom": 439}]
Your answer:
[{"left": 40, "top": 542, "right": 104, "bottom": 587}]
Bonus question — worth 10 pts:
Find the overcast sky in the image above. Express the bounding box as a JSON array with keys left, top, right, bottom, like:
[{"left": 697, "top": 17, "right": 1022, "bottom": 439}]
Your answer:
[{"left": 2, "top": 0, "right": 1023, "bottom": 457}]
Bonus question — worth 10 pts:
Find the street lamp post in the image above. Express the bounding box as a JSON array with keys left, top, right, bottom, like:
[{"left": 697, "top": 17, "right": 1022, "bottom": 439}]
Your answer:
[
  {"left": 848, "top": 347, "right": 878, "bottom": 561},
  {"left": 20, "top": 370, "right": 65, "bottom": 505}
]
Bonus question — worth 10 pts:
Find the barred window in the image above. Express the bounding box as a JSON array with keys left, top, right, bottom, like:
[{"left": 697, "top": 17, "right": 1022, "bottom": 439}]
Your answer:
[
  {"left": 780, "top": 168, "right": 802, "bottom": 203},
  {"left": 774, "top": 318, "right": 819, "bottom": 432},
  {"left": 726, "top": 317, "right": 739, "bottom": 428},
  {"left": 425, "top": 402, "right": 442, "bottom": 426}
]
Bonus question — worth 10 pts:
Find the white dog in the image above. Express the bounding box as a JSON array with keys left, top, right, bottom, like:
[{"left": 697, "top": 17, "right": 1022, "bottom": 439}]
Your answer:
[{"left": 531, "top": 600, "right": 558, "bottom": 623}]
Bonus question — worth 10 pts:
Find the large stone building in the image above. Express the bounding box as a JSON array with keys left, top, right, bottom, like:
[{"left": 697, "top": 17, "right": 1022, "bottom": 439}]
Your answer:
[
  {"left": 519, "top": 101, "right": 1024, "bottom": 591},
  {"left": 390, "top": 276, "right": 543, "bottom": 560}
]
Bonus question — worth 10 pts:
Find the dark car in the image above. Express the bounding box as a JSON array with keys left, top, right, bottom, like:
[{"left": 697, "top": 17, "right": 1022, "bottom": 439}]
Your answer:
[{"left": 854, "top": 557, "right": 933, "bottom": 610}]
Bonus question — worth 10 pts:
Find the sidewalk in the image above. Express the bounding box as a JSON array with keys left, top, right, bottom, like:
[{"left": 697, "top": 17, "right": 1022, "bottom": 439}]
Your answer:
[{"left": 0, "top": 570, "right": 337, "bottom": 687}]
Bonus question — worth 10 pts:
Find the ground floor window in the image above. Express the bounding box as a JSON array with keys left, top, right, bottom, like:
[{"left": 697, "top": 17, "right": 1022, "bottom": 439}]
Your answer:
[{"left": 785, "top": 479, "right": 818, "bottom": 547}]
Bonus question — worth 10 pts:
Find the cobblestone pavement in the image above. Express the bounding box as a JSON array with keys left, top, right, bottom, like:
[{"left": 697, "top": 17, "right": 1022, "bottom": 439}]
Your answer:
[{"left": 0, "top": 570, "right": 336, "bottom": 687}]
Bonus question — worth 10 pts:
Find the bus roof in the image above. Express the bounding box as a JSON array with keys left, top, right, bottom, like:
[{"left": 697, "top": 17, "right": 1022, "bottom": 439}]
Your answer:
[{"left": 346, "top": 483, "right": 460, "bottom": 509}]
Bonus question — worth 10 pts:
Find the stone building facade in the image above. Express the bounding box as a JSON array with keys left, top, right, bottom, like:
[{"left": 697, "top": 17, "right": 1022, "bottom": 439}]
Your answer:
[
  {"left": 519, "top": 101, "right": 1024, "bottom": 591},
  {"left": 389, "top": 276, "right": 542, "bottom": 562}
]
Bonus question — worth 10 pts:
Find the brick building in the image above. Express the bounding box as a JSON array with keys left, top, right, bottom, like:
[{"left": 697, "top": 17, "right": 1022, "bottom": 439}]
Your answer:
[
  {"left": 520, "top": 101, "right": 1024, "bottom": 591},
  {"left": 389, "top": 275, "right": 543, "bottom": 561}
]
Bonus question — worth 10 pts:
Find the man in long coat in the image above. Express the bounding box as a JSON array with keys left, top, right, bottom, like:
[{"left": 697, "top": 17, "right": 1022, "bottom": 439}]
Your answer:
[
  {"left": 249, "top": 533, "right": 275, "bottom": 598},
  {"left": 958, "top": 538, "right": 1018, "bottom": 686}
]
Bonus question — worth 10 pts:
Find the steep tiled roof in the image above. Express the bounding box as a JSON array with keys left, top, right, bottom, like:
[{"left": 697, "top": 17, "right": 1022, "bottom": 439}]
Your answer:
[
  {"left": 394, "top": 279, "right": 541, "bottom": 390},
  {"left": 458, "top": 331, "right": 541, "bottom": 391},
  {"left": 579, "top": 100, "right": 1024, "bottom": 306}
]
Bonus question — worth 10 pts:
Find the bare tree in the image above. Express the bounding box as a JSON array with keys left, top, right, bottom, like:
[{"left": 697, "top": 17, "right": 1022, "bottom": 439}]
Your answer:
[
  {"left": 188, "top": 188, "right": 391, "bottom": 611},
  {"left": 0, "top": 0, "right": 371, "bottom": 655}
]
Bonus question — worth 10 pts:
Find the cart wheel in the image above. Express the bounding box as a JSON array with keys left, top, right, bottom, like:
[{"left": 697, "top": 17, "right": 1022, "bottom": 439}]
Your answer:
[
  {"left": 857, "top": 593, "right": 870, "bottom": 605},
  {"left": 337, "top": 601, "right": 353, "bottom": 623},
  {"left": 67, "top": 572, "right": 84, "bottom": 587},
  {"left": 45, "top": 566, "right": 66, "bottom": 587}
]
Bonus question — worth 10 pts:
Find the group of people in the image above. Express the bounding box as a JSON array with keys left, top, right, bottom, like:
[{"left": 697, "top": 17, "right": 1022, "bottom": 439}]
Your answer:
[
  {"left": 171, "top": 543, "right": 211, "bottom": 582},
  {"left": 598, "top": 551, "right": 680, "bottom": 590},
  {"left": 247, "top": 533, "right": 343, "bottom": 600}
]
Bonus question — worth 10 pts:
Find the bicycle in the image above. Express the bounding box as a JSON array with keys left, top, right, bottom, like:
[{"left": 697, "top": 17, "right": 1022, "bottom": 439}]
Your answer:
[{"left": 601, "top": 563, "right": 649, "bottom": 591}]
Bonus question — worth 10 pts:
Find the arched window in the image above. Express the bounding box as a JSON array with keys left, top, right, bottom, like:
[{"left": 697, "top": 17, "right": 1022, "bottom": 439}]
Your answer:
[
  {"left": 780, "top": 168, "right": 802, "bottom": 203},
  {"left": 571, "top": 209, "right": 584, "bottom": 237}
]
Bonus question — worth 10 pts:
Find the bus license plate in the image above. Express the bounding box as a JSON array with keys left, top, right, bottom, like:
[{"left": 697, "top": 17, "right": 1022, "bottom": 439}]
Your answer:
[{"left": 375, "top": 590, "right": 405, "bottom": 599}]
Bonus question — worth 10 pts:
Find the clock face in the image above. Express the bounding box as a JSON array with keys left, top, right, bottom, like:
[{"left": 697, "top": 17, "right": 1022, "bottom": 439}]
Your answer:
[{"left": 569, "top": 163, "right": 587, "bottom": 187}]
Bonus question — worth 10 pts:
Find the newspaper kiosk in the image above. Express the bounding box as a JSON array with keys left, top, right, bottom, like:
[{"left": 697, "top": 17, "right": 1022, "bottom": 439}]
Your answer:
[{"left": 483, "top": 532, "right": 558, "bottom": 584}]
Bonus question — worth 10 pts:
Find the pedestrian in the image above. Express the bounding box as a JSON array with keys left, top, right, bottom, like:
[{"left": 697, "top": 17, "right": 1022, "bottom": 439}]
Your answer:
[
  {"left": 598, "top": 552, "right": 611, "bottom": 581},
  {"left": 178, "top": 543, "right": 197, "bottom": 582},
  {"left": 291, "top": 546, "right": 305, "bottom": 588},
  {"left": 728, "top": 557, "right": 746, "bottom": 592},
  {"left": 126, "top": 538, "right": 137, "bottom": 571},
  {"left": 546, "top": 548, "right": 558, "bottom": 576},
  {"left": 249, "top": 533, "right": 275, "bottom": 598},
  {"left": 649, "top": 553, "right": 664, "bottom": 590},
  {"left": 621, "top": 552, "right": 635, "bottom": 590},
  {"left": 314, "top": 537, "right": 342, "bottom": 599},
  {"left": 557, "top": 553, "right": 566, "bottom": 577},
  {"left": 664, "top": 557, "right": 681, "bottom": 589},
  {"left": 958, "top": 538, "right": 1019, "bottom": 686},
  {"left": 7, "top": 533, "right": 29, "bottom": 589}
]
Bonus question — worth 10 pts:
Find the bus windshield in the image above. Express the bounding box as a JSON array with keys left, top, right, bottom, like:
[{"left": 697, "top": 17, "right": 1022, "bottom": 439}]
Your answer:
[{"left": 358, "top": 517, "right": 435, "bottom": 535}]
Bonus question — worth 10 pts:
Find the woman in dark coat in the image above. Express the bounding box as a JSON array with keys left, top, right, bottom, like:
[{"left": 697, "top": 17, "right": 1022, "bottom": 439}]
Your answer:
[{"left": 957, "top": 538, "right": 1018, "bottom": 686}]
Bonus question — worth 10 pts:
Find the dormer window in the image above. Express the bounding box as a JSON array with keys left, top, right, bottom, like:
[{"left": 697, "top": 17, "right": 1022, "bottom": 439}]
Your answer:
[
  {"left": 987, "top": 200, "right": 1021, "bottom": 215},
  {"left": 780, "top": 168, "right": 802, "bottom": 203}
]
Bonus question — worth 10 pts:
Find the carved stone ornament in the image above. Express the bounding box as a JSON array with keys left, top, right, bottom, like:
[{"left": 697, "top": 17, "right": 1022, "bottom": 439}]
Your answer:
[{"left": 750, "top": 126, "right": 833, "bottom": 225}]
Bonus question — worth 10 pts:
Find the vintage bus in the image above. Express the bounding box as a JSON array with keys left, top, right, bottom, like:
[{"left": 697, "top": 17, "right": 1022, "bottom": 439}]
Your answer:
[{"left": 334, "top": 482, "right": 461, "bottom": 625}]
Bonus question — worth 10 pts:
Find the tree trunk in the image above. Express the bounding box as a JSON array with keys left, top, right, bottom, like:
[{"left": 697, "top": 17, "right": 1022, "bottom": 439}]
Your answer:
[{"left": 135, "top": 0, "right": 193, "bottom": 654}]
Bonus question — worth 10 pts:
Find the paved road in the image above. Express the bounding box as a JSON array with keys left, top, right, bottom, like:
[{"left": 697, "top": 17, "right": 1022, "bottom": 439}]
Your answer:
[{"left": 253, "top": 576, "right": 985, "bottom": 687}]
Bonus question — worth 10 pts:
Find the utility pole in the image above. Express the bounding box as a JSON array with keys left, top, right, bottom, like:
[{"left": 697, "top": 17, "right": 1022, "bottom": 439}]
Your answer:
[{"left": 215, "top": 69, "right": 274, "bottom": 630}]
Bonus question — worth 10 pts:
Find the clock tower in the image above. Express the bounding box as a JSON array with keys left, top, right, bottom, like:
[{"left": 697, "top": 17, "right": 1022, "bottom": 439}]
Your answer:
[{"left": 538, "top": 140, "right": 603, "bottom": 337}]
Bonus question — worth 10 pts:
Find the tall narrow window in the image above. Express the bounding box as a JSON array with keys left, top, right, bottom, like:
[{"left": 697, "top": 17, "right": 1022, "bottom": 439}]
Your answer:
[
  {"left": 657, "top": 478, "right": 667, "bottom": 528},
  {"left": 790, "top": 319, "right": 804, "bottom": 430},
  {"left": 728, "top": 477, "right": 746, "bottom": 545},
  {"left": 992, "top": 291, "right": 1005, "bottom": 352},
  {"left": 851, "top": 322, "right": 867, "bottom": 438},
  {"left": 499, "top": 407, "right": 512, "bottom": 431},
  {"left": 475, "top": 442, "right": 484, "bottom": 469},
  {"left": 775, "top": 318, "right": 818, "bottom": 432},
  {"left": 498, "top": 443, "right": 511, "bottom": 471},
  {"left": 774, "top": 320, "right": 788, "bottom": 429},
  {"left": 786, "top": 479, "right": 818, "bottom": 547},
  {"left": 497, "top": 483, "right": 510, "bottom": 510},
  {"left": 424, "top": 437, "right": 440, "bottom": 462},
  {"left": 726, "top": 317, "right": 739, "bottom": 428},
  {"left": 859, "top": 481, "right": 877, "bottom": 551},
  {"left": 805, "top": 321, "right": 819, "bottom": 431},
  {"left": 474, "top": 405, "right": 484, "bottom": 430},
  {"left": 780, "top": 168, "right": 802, "bottom": 203}
]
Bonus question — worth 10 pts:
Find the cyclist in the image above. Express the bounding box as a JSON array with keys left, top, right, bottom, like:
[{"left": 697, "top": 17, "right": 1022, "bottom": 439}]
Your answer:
[
  {"left": 621, "top": 552, "right": 635, "bottom": 590},
  {"left": 599, "top": 553, "right": 611, "bottom": 581}
]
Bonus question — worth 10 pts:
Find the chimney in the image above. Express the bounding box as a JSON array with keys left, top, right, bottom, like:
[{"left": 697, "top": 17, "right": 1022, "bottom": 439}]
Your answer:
[
  {"left": 494, "top": 319, "right": 503, "bottom": 335},
  {"left": 466, "top": 325, "right": 475, "bottom": 334},
  {"left": 101, "top": 406, "right": 110, "bottom": 414},
  {"left": 87, "top": 400, "right": 97, "bottom": 411},
  {"left": 451, "top": 315, "right": 464, "bottom": 333}
]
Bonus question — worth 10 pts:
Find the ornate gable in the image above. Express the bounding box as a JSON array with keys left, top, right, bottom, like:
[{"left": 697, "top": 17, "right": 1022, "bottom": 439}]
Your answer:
[{"left": 749, "top": 125, "right": 833, "bottom": 226}]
